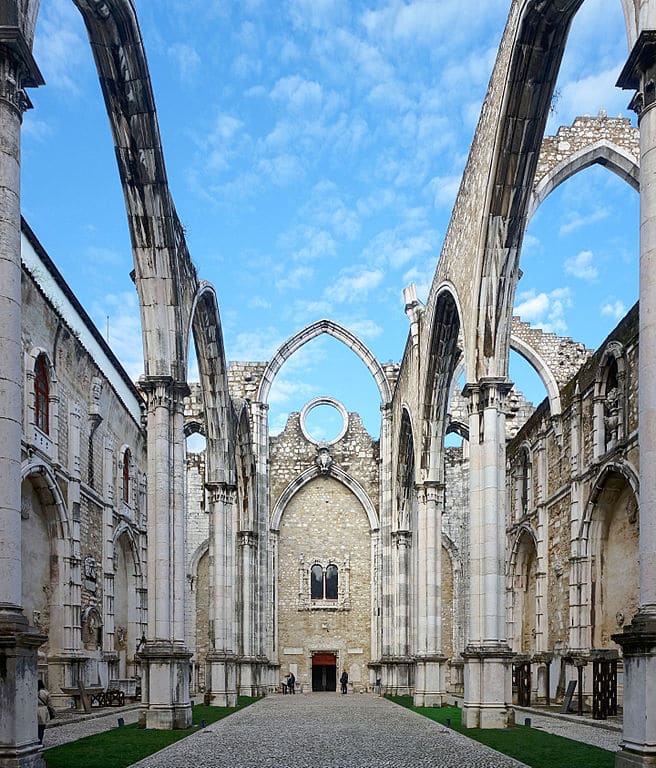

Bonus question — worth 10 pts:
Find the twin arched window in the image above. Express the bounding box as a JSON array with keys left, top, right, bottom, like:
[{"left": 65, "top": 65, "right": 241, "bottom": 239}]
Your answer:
[
  {"left": 311, "top": 563, "right": 338, "bottom": 600},
  {"left": 35, "top": 354, "right": 50, "bottom": 434}
]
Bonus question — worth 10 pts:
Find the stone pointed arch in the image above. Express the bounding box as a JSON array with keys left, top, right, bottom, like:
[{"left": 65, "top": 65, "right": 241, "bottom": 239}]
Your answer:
[
  {"left": 529, "top": 139, "right": 639, "bottom": 221},
  {"left": 235, "top": 400, "right": 256, "bottom": 531},
  {"left": 579, "top": 458, "right": 639, "bottom": 544},
  {"left": 112, "top": 520, "right": 143, "bottom": 578},
  {"left": 509, "top": 333, "right": 561, "bottom": 416},
  {"left": 72, "top": 0, "right": 199, "bottom": 380},
  {"left": 188, "top": 538, "right": 210, "bottom": 581},
  {"left": 421, "top": 285, "right": 462, "bottom": 479},
  {"left": 21, "top": 459, "right": 69, "bottom": 541},
  {"left": 270, "top": 465, "right": 379, "bottom": 532},
  {"left": 257, "top": 319, "right": 391, "bottom": 405},
  {"left": 188, "top": 282, "right": 234, "bottom": 485},
  {"left": 395, "top": 407, "right": 416, "bottom": 531}
]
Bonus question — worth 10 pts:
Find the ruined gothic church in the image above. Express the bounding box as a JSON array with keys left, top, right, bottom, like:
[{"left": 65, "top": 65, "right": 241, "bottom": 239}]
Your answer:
[{"left": 1, "top": 3, "right": 655, "bottom": 768}]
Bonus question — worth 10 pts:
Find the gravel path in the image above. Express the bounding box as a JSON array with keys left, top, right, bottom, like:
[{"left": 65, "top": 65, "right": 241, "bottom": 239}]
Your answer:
[
  {"left": 129, "top": 694, "right": 527, "bottom": 768},
  {"left": 43, "top": 706, "right": 141, "bottom": 748}
]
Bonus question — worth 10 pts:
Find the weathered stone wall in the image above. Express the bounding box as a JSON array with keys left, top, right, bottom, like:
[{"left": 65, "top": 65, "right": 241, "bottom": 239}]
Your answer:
[
  {"left": 20, "top": 236, "right": 147, "bottom": 702},
  {"left": 507, "top": 304, "right": 640, "bottom": 695},
  {"left": 271, "top": 410, "right": 378, "bottom": 691}
]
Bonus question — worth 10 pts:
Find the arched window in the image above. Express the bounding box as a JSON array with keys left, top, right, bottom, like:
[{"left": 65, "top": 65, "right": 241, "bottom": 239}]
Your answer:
[
  {"left": 310, "top": 563, "right": 339, "bottom": 600},
  {"left": 34, "top": 354, "right": 49, "bottom": 434},
  {"left": 325, "top": 564, "right": 338, "bottom": 600},
  {"left": 311, "top": 564, "right": 323, "bottom": 600},
  {"left": 122, "top": 448, "right": 131, "bottom": 504}
]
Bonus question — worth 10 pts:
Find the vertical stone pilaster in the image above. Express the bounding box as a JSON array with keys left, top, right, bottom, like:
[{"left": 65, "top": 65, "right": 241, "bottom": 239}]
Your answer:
[
  {"left": 136, "top": 377, "right": 191, "bottom": 729},
  {"left": 614, "top": 34, "right": 656, "bottom": 768},
  {"left": 462, "top": 380, "right": 513, "bottom": 729},
  {"left": 205, "top": 481, "right": 237, "bottom": 706},
  {"left": 414, "top": 481, "right": 446, "bottom": 706},
  {"left": 379, "top": 404, "right": 393, "bottom": 662},
  {"left": 0, "top": 22, "right": 45, "bottom": 768}
]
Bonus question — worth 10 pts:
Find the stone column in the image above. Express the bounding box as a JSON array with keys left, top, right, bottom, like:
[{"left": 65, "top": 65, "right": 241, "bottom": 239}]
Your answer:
[
  {"left": 137, "top": 378, "right": 191, "bottom": 729},
  {"left": 614, "top": 33, "right": 656, "bottom": 768},
  {"left": 414, "top": 481, "right": 446, "bottom": 706},
  {"left": 389, "top": 529, "right": 412, "bottom": 694},
  {"left": 251, "top": 400, "right": 271, "bottom": 685},
  {"left": 205, "top": 481, "right": 238, "bottom": 706},
  {"left": 238, "top": 530, "right": 257, "bottom": 695},
  {"left": 0, "top": 19, "right": 45, "bottom": 768},
  {"left": 461, "top": 380, "right": 513, "bottom": 729}
]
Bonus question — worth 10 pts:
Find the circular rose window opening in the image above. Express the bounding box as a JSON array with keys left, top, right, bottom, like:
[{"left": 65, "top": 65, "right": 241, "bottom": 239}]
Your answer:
[{"left": 300, "top": 397, "right": 348, "bottom": 445}]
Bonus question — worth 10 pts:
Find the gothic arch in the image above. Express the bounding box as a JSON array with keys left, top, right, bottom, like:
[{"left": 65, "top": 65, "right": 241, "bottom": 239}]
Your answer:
[
  {"left": 579, "top": 458, "right": 639, "bottom": 543},
  {"left": 235, "top": 401, "right": 256, "bottom": 531},
  {"left": 529, "top": 140, "right": 639, "bottom": 221},
  {"left": 188, "top": 539, "right": 210, "bottom": 583},
  {"left": 395, "top": 407, "right": 416, "bottom": 531},
  {"left": 21, "top": 459, "right": 69, "bottom": 541},
  {"left": 112, "top": 520, "right": 143, "bottom": 578},
  {"left": 421, "top": 286, "right": 462, "bottom": 479},
  {"left": 257, "top": 319, "right": 391, "bottom": 405},
  {"left": 271, "top": 465, "right": 379, "bottom": 532},
  {"left": 509, "top": 335, "right": 561, "bottom": 416},
  {"left": 188, "top": 282, "right": 234, "bottom": 485}
]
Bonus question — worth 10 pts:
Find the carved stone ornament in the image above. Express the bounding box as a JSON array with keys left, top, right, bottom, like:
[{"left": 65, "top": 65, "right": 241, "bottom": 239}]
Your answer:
[{"left": 316, "top": 446, "right": 333, "bottom": 474}]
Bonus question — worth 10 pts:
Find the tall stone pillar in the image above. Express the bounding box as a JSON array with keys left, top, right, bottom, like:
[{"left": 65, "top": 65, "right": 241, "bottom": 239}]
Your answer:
[
  {"left": 0, "top": 16, "right": 45, "bottom": 768},
  {"left": 614, "top": 33, "right": 656, "bottom": 768},
  {"left": 461, "top": 380, "right": 513, "bottom": 729},
  {"left": 205, "top": 481, "right": 238, "bottom": 706},
  {"left": 414, "top": 481, "right": 446, "bottom": 706},
  {"left": 137, "top": 378, "right": 191, "bottom": 729},
  {"left": 238, "top": 530, "right": 258, "bottom": 695}
]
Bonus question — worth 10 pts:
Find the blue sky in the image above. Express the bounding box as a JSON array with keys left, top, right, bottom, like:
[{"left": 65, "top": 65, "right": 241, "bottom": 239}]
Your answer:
[{"left": 21, "top": 0, "right": 638, "bottom": 440}]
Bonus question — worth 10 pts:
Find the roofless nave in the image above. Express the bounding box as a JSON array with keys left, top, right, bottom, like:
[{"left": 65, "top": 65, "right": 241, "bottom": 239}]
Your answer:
[{"left": 0, "top": 2, "right": 655, "bottom": 768}]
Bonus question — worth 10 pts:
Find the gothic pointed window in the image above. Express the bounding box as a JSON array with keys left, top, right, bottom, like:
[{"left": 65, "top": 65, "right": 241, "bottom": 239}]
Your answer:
[
  {"left": 122, "top": 448, "right": 131, "bottom": 504},
  {"left": 311, "top": 564, "right": 324, "bottom": 600},
  {"left": 35, "top": 354, "right": 49, "bottom": 434}
]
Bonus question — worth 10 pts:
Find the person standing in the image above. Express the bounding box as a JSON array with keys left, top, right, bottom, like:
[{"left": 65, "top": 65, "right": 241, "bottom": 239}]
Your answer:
[
  {"left": 37, "top": 680, "right": 51, "bottom": 744},
  {"left": 340, "top": 670, "right": 348, "bottom": 694},
  {"left": 288, "top": 671, "right": 295, "bottom": 694}
]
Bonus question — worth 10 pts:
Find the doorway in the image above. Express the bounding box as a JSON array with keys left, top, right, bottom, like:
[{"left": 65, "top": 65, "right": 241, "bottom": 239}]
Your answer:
[{"left": 312, "top": 652, "right": 337, "bottom": 692}]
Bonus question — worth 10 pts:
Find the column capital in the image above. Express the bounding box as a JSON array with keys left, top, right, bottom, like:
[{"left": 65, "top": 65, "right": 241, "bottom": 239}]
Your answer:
[
  {"left": 138, "top": 376, "right": 190, "bottom": 408},
  {"left": 463, "top": 377, "right": 512, "bottom": 413},
  {"left": 392, "top": 529, "right": 411, "bottom": 548},
  {"left": 617, "top": 30, "right": 656, "bottom": 116},
  {"left": 205, "top": 481, "right": 237, "bottom": 505},
  {"left": 0, "top": 27, "right": 44, "bottom": 116}
]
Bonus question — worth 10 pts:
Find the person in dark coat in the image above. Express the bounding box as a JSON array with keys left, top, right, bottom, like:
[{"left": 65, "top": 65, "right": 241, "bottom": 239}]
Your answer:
[
  {"left": 288, "top": 671, "right": 296, "bottom": 694},
  {"left": 340, "top": 670, "right": 348, "bottom": 694}
]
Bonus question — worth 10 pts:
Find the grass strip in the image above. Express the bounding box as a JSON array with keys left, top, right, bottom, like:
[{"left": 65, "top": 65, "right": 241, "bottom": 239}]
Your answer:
[
  {"left": 388, "top": 696, "right": 615, "bottom": 768},
  {"left": 44, "top": 698, "right": 257, "bottom": 768}
]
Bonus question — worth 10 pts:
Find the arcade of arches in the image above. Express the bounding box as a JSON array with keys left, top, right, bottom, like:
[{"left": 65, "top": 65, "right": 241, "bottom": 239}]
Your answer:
[{"left": 1, "top": 3, "right": 656, "bottom": 768}]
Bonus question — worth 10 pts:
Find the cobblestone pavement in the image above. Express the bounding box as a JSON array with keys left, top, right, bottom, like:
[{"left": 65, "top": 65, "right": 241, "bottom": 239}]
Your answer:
[
  {"left": 130, "top": 694, "right": 527, "bottom": 768},
  {"left": 43, "top": 706, "right": 141, "bottom": 748},
  {"left": 519, "top": 712, "right": 621, "bottom": 752}
]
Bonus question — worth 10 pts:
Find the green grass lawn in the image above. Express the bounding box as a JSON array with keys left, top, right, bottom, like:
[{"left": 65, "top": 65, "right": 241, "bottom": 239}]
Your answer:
[
  {"left": 388, "top": 697, "right": 615, "bottom": 768},
  {"left": 44, "top": 698, "right": 257, "bottom": 768}
]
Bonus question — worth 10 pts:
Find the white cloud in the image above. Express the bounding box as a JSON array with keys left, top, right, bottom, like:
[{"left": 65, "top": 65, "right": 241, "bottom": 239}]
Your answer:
[
  {"left": 228, "top": 328, "right": 283, "bottom": 361},
  {"left": 34, "top": 0, "right": 87, "bottom": 93},
  {"left": 601, "top": 300, "right": 626, "bottom": 319},
  {"left": 275, "top": 266, "right": 314, "bottom": 291},
  {"left": 270, "top": 75, "right": 324, "bottom": 112},
  {"left": 325, "top": 268, "right": 385, "bottom": 302},
  {"left": 167, "top": 43, "right": 201, "bottom": 81},
  {"left": 428, "top": 174, "right": 461, "bottom": 209},
  {"left": 22, "top": 116, "right": 52, "bottom": 142},
  {"left": 344, "top": 318, "right": 383, "bottom": 339},
  {"left": 514, "top": 287, "right": 573, "bottom": 334},
  {"left": 559, "top": 207, "right": 609, "bottom": 236},
  {"left": 564, "top": 250, "right": 599, "bottom": 281}
]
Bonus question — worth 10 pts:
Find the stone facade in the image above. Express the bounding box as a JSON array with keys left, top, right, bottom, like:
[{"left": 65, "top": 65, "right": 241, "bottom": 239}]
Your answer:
[{"left": 19, "top": 222, "right": 148, "bottom": 708}]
